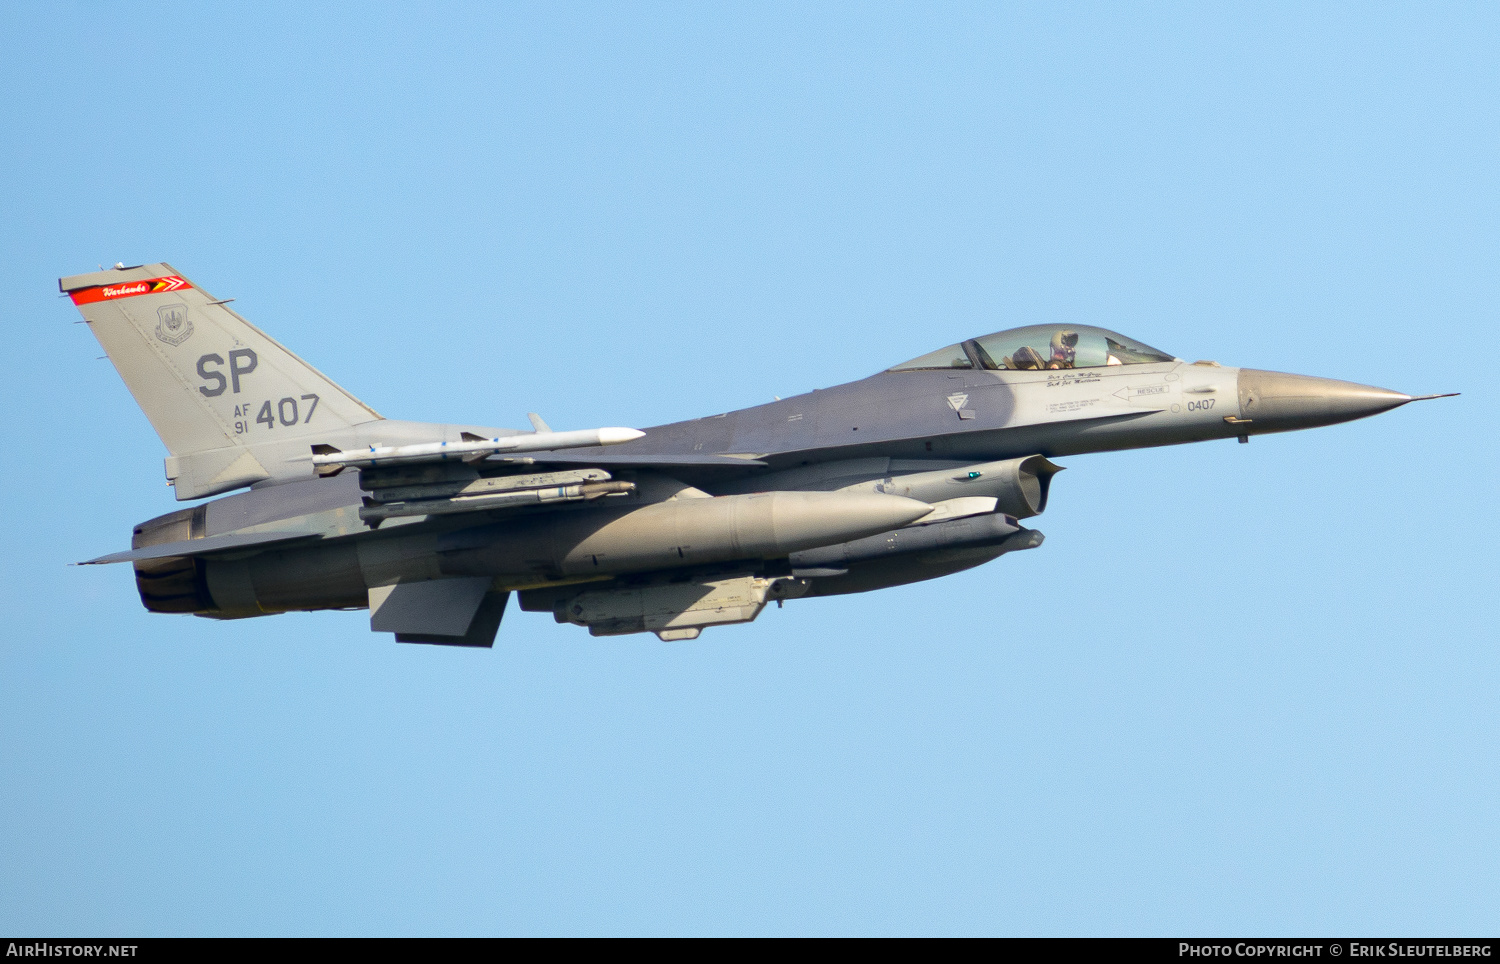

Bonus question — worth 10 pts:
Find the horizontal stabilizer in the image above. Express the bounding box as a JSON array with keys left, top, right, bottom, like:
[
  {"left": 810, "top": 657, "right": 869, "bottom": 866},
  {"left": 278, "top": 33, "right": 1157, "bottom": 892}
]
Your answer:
[{"left": 80, "top": 529, "right": 320, "bottom": 565}]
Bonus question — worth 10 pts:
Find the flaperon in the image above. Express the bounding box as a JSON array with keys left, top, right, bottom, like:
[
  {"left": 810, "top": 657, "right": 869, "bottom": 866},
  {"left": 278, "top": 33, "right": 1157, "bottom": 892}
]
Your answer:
[{"left": 66, "top": 263, "right": 1455, "bottom": 644}]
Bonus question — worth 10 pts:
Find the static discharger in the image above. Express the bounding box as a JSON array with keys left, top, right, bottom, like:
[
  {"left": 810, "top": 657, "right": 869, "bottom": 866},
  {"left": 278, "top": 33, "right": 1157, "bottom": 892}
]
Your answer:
[{"left": 311, "top": 427, "right": 646, "bottom": 475}]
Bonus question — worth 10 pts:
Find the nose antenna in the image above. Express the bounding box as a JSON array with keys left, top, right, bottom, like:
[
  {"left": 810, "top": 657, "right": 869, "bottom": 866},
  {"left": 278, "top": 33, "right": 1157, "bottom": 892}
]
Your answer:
[{"left": 1404, "top": 393, "right": 1461, "bottom": 402}]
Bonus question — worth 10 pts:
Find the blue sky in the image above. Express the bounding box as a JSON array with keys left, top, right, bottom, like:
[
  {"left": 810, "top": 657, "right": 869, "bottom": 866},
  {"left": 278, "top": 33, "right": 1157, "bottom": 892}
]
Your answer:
[{"left": 1, "top": 2, "right": 1495, "bottom": 935}]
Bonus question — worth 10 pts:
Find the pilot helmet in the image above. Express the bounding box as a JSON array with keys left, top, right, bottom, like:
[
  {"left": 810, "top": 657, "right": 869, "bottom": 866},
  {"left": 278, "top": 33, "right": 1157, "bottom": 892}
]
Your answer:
[
  {"left": 1010, "top": 345, "right": 1046, "bottom": 370},
  {"left": 1050, "top": 329, "right": 1079, "bottom": 361}
]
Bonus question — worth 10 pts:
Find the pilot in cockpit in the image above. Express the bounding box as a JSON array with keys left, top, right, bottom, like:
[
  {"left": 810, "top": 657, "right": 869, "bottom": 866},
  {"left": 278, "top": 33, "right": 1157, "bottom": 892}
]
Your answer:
[{"left": 1047, "top": 330, "right": 1078, "bottom": 370}]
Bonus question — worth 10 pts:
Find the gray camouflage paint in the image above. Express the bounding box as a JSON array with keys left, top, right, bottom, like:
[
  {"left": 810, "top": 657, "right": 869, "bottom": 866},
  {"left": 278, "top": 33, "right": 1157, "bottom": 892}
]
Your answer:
[{"left": 66, "top": 263, "right": 1434, "bottom": 644}]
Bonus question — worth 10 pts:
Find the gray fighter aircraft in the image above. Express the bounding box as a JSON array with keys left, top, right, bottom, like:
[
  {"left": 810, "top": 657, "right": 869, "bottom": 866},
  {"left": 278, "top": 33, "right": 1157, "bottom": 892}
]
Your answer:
[{"left": 67, "top": 263, "right": 1453, "bottom": 644}]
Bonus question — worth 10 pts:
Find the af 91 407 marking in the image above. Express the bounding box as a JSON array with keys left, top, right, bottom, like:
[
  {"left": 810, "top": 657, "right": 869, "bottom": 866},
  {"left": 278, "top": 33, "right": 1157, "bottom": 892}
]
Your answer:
[{"left": 232, "top": 394, "right": 319, "bottom": 435}]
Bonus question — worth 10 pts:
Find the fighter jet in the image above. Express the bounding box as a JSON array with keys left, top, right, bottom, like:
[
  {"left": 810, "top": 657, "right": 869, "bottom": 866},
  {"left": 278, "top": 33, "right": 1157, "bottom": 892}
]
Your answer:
[{"left": 66, "top": 263, "right": 1454, "bottom": 644}]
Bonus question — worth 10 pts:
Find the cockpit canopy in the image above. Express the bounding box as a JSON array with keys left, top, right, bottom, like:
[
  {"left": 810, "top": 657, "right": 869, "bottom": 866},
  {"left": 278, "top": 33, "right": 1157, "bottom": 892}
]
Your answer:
[{"left": 889, "top": 325, "right": 1176, "bottom": 373}]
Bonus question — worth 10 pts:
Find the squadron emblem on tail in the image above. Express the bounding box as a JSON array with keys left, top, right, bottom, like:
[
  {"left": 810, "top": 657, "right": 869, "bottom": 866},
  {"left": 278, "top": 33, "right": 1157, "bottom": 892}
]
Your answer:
[{"left": 154, "top": 304, "right": 193, "bottom": 346}]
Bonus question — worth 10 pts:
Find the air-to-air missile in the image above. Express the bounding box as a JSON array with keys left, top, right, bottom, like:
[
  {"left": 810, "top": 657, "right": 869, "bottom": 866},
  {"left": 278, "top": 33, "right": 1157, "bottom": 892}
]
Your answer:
[
  {"left": 66, "top": 263, "right": 1455, "bottom": 644},
  {"left": 310, "top": 426, "right": 648, "bottom": 473}
]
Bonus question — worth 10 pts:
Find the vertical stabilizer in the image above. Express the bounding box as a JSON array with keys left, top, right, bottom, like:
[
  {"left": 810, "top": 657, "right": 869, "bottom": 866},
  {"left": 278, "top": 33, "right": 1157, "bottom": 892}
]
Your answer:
[{"left": 62, "top": 263, "right": 382, "bottom": 499}]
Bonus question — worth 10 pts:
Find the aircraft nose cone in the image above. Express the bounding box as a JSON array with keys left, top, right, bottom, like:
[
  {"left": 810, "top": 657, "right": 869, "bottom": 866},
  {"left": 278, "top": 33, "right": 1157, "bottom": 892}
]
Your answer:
[{"left": 1236, "top": 369, "right": 1411, "bottom": 432}]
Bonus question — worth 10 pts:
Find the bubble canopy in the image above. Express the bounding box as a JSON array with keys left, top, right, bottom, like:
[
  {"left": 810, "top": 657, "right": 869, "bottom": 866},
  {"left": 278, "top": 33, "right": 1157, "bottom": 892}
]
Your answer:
[{"left": 889, "top": 325, "right": 1177, "bottom": 372}]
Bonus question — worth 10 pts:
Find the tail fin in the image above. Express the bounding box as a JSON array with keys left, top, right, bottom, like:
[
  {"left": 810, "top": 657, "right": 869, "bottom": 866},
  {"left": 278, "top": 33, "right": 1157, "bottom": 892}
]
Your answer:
[{"left": 62, "top": 263, "right": 382, "bottom": 499}]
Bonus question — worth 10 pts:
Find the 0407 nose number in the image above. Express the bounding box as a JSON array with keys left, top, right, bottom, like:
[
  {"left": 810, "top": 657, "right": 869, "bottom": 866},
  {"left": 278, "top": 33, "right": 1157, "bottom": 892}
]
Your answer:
[{"left": 1187, "top": 398, "right": 1216, "bottom": 412}]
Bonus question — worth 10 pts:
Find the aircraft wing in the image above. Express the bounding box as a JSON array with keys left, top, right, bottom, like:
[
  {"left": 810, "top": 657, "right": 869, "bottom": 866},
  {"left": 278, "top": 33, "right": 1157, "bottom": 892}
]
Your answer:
[
  {"left": 310, "top": 428, "right": 767, "bottom": 475},
  {"left": 513, "top": 451, "right": 767, "bottom": 469}
]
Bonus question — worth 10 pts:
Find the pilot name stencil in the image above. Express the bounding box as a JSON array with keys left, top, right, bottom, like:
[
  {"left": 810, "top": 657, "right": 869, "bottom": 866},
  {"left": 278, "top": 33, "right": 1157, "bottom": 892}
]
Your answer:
[{"left": 1046, "top": 372, "right": 1101, "bottom": 387}]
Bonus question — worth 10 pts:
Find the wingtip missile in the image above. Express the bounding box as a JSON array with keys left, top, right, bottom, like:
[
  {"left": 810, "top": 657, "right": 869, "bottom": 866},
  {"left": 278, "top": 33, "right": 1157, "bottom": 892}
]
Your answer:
[
  {"left": 309, "top": 426, "right": 647, "bottom": 470},
  {"left": 595, "top": 427, "right": 647, "bottom": 446}
]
